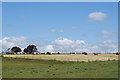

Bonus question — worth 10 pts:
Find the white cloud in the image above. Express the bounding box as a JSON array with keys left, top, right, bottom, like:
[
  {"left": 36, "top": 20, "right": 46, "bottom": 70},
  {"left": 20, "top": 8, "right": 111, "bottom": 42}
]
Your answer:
[
  {"left": 0, "top": 36, "right": 28, "bottom": 52},
  {"left": 75, "top": 40, "right": 85, "bottom": 44},
  {"left": 101, "top": 30, "right": 115, "bottom": 38},
  {"left": 88, "top": 12, "right": 107, "bottom": 22},
  {"left": 52, "top": 38, "right": 87, "bottom": 52},
  {"left": 0, "top": 37, "right": 118, "bottom": 53},
  {"left": 52, "top": 38, "right": 74, "bottom": 46},
  {"left": 43, "top": 45, "right": 54, "bottom": 52},
  {"left": 89, "top": 40, "right": 118, "bottom": 53},
  {"left": 51, "top": 38, "right": 117, "bottom": 53}
]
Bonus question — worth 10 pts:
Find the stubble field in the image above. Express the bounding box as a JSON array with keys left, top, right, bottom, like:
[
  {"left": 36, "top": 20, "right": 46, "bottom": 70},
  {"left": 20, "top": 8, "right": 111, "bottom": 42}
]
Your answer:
[{"left": 2, "top": 54, "right": 119, "bottom": 78}]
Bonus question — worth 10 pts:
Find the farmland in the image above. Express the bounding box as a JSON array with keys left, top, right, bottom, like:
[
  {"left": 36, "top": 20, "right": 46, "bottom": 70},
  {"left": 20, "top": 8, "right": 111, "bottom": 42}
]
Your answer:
[
  {"left": 3, "top": 53, "right": 119, "bottom": 62},
  {"left": 2, "top": 54, "right": 119, "bottom": 78}
]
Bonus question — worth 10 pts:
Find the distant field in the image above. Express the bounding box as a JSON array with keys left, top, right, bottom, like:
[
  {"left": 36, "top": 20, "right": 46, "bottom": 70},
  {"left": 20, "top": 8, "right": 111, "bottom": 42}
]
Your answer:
[
  {"left": 3, "top": 54, "right": 119, "bottom": 62},
  {"left": 2, "top": 57, "right": 119, "bottom": 78}
]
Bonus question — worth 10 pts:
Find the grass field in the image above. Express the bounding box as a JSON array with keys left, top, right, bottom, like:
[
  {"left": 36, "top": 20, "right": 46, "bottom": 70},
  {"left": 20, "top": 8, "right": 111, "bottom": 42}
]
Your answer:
[{"left": 2, "top": 57, "right": 118, "bottom": 78}]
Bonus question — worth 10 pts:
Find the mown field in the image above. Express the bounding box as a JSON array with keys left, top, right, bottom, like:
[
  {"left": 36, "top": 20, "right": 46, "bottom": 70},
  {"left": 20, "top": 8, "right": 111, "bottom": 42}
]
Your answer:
[
  {"left": 2, "top": 57, "right": 119, "bottom": 78},
  {"left": 3, "top": 54, "right": 119, "bottom": 62}
]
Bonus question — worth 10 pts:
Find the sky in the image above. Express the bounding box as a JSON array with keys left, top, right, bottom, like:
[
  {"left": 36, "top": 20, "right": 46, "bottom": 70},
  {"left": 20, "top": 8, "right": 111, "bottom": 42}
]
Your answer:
[{"left": 1, "top": 2, "right": 118, "bottom": 53}]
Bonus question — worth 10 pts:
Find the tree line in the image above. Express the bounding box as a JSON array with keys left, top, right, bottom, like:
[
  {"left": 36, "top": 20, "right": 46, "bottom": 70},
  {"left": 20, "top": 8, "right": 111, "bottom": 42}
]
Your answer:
[{"left": 5, "top": 45, "right": 38, "bottom": 54}]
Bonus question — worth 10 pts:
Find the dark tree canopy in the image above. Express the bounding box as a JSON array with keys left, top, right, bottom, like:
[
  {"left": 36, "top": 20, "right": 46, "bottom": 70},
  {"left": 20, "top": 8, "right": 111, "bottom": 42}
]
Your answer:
[
  {"left": 23, "top": 48, "right": 28, "bottom": 53},
  {"left": 11, "top": 46, "right": 21, "bottom": 53},
  {"left": 24, "top": 45, "right": 37, "bottom": 54}
]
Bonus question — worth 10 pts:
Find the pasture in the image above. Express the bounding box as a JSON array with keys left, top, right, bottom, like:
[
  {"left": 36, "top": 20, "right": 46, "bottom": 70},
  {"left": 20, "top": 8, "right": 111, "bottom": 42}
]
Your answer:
[{"left": 2, "top": 56, "right": 119, "bottom": 78}]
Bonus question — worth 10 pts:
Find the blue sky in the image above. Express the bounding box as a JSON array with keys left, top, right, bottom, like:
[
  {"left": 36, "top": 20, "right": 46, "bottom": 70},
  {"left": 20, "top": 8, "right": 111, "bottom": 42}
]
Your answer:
[{"left": 1, "top": 2, "right": 118, "bottom": 53}]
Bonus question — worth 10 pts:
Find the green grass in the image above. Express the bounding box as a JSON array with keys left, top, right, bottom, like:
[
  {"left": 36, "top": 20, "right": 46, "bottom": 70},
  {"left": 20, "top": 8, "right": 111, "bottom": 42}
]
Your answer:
[{"left": 2, "top": 57, "right": 118, "bottom": 78}]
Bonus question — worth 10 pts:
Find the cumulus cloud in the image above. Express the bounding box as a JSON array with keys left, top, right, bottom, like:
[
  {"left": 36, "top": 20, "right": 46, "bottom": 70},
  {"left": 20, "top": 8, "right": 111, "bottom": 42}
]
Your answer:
[
  {"left": 100, "top": 30, "right": 115, "bottom": 38},
  {"left": 0, "top": 37, "right": 118, "bottom": 53},
  {"left": 51, "top": 38, "right": 117, "bottom": 53},
  {"left": 0, "top": 36, "right": 28, "bottom": 52},
  {"left": 43, "top": 45, "right": 54, "bottom": 52},
  {"left": 52, "top": 38, "right": 87, "bottom": 52},
  {"left": 52, "top": 38, "right": 74, "bottom": 46},
  {"left": 88, "top": 12, "right": 107, "bottom": 22},
  {"left": 89, "top": 40, "right": 118, "bottom": 53}
]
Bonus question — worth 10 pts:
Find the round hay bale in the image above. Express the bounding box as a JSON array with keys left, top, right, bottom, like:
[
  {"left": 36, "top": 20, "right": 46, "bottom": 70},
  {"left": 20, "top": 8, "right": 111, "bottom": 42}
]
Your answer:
[
  {"left": 71, "top": 52, "right": 76, "bottom": 54},
  {"left": 82, "top": 52, "right": 88, "bottom": 55},
  {"left": 36, "top": 52, "right": 39, "bottom": 55},
  {"left": 116, "top": 53, "right": 120, "bottom": 55},
  {"left": 20, "top": 53, "right": 23, "bottom": 55},
  {"left": 24, "top": 53, "right": 27, "bottom": 55},
  {"left": 33, "top": 52, "right": 36, "bottom": 55},
  {"left": 47, "top": 52, "right": 52, "bottom": 55},
  {"left": 58, "top": 52, "right": 61, "bottom": 54},
  {"left": 13, "top": 53, "right": 16, "bottom": 55},
  {"left": 94, "top": 53, "right": 98, "bottom": 55},
  {"left": 41, "top": 52, "right": 46, "bottom": 54}
]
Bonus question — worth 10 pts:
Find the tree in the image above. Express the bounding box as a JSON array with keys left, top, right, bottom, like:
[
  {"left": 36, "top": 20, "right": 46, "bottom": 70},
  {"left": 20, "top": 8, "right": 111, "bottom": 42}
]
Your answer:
[
  {"left": 5, "top": 48, "right": 11, "bottom": 54},
  {"left": 23, "top": 48, "right": 28, "bottom": 53},
  {"left": 11, "top": 46, "right": 21, "bottom": 53},
  {"left": 24, "top": 45, "right": 37, "bottom": 54}
]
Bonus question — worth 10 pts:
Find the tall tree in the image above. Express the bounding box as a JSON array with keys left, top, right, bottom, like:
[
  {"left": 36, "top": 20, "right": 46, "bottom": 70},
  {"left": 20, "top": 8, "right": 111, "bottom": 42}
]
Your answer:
[
  {"left": 23, "top": 48, "right": 28, "bottom": 53},
  {"left": 24, "top": 45, "right": 37, "bottom": 54},
  {"left": 11, "top": 46, "right": 21, "bottom": 53}
]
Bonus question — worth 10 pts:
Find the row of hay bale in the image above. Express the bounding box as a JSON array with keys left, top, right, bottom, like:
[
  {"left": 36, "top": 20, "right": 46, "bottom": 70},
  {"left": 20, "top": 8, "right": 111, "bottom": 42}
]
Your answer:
[
  {"left": 82, "top": 52, "right": 120, "bottom": 55},
  {"left": 11, "top": 52, "right": 120, "bottom": 55},
  {"left": 11, "top": 52, "right": 98, "bottom": 55},
  {"left": 82, "top": 52, "right": 99, "bottom": 55},
  {"left": 70, "top": 52, "right": 98, "bottom": 55},
  {"left": 42, "top": 52, "right": 61, "bottom": 55},
  {"left": 11, "top": 52, "right": 61, "bottom": 55}
]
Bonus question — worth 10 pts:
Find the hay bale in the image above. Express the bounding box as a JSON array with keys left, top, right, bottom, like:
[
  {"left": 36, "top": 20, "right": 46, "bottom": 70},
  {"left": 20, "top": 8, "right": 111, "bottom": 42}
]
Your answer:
[
  {"left": 13, "top": 53, "right": 16, "bottom": 55},
  {"left": 116, "top": 53, "right": 120, "bottom": 55},
  {"left": 24, "top": 53, "right": 27, "bottom": 55},
  {"left": 46, "top": 52, "right": 52, "bottom": 55},
  {"left": 41, "top": 53, "right": 46, "bottom": 54},
  {"left": 82, "top": 52, "right": 88, "bottom": 55},
  {"left": 70, "top": 52, "right": 76, "bottom": 54},
  {"left": 20, "top": 53, "right": 23, "bottom": 55},
  {"left": 71, "top": 52, "right": 76, "bottom": 54},
  {"left": 94, "top": 53, "right": 98, "bottom": 55},
  {"left": 57, "top": 52, "right": 61, "bottom": 54},
  {"left": 33, "top": 52, "right": 36, "bottom": 55},
  {"left": 36, "top": 52, "right": 39, "bottom": 55}
]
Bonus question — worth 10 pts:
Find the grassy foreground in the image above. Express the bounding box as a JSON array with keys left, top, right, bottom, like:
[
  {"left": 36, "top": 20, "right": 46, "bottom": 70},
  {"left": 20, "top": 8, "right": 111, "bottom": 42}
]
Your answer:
[{"left": 2, "top": 57, "right": 118, "bottom": 78}]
